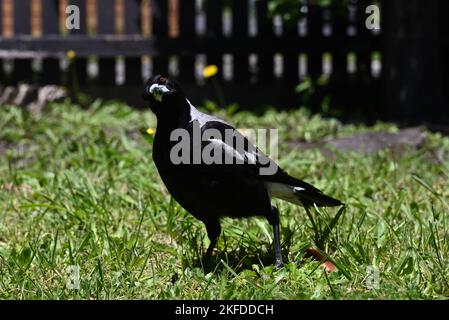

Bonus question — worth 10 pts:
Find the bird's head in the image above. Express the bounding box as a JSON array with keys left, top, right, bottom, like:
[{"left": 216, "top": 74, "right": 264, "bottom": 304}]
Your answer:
[{"left": 143, "top": 75, "right": 185, "bottom": 115}]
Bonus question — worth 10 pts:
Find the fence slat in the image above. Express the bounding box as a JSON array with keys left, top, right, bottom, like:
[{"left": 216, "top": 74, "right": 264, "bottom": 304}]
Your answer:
[
  {"left": 0, "top": 0, "right": 3, "bottom": 36},
  {"left": 12, "top": 0, "right": 33, "bottom": 85},
  {"left": 151, "top": 0, "right": 168, "bottom": 77},
  {"left": 68, "top": 0, "right": 88, "bottom": 85},
  {"left": 356, "top": 0, "right": 377, "bottom": 115},
  {"left": 125, "top": 0, "right": 141, "bottom": 35},
  {"left": 178, "top": 0, "right": 195, "bottom": 82},
  {"left": 206, "top": 0, "right": 222, "bottom": 38},
  {"left": 440, "top": 0, "right": 449, "bottom": 112},
  {"left": 356, "top": 0, "right": 372, "bottom": 76},
  {"left": 68, "top": 0, "right": 87, "bottom": 35},
  {"left": 13, "top": 0, "right": 31, "bottom": 34},
  {"left": 256, "top": 0, "right": 273, "bottom": 82},
  {"left": 231, "top": 0, "right": 248, "bottom": 82},
  {"left": 97, "top": 0, "right": 116, "bottom": 85},
  {"left": 97, "top": 0, "right": 115, "bottom": 34},
  {"left": 0, "top": 0, "right": 3, "bottom": 83},
  {"left": 283, "top": 3, "right": 299, "bottom": 82},
  {"left": 326, "top": 1, "right": 349, "bottom": 110},
  {"left": 330, "top": 3, "right": 346, "bottom": 77},
  {"left": 205, "top": 0, "right": 223, "bottom": 77},
  {"left": 42, "top": 0, "right": 59, "bottom": 34},
  {"left": 306, "top": 4, "right": 322, "bottom": 80},
  {"left": 306, "top": 4, "right": 324, "bottom": 110},
  {"left": 124, "top": 0, "right": 142, "bottom": 84},
  {"left": 40, "top": 0, "right": 61, "bottom": 84}
]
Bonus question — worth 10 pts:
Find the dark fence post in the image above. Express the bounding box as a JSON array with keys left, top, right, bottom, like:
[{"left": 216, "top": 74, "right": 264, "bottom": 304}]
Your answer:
[
  {"left": 328, "top": 1, "right": 349, "bottom": 111},
  {"left": 13, "top": 0, "right": 30, "bottom": 34},
  {"left": 283, "top": 3, "right": 299, "bottom": 83},
  {"left": 256, "top": 0, "right": 274, "bottom": 83},
  {"left": 205, "top": 0, "right": 223, "bottom": 77},
  {"left": 124, "top": 0, "right": 143, "bottom": 84},
  {"left": 0, "top": 1, "right": 3, "bottom": 83},
  {"left": 356, "top": 0, "right": 371, "bottom": 76},
  {"left": 383, "top": 0, "right": 447, "bottom": 122},
  {"left": 152, "top": 0, "right": 168, "bottom": 77},
  {"left": 12, "top": 0, "right": 32, "bottom": 85},
  {"left": 69, "top": 0, "right": 88, "bottom": 85},
  {"left": 69, "top": 0, "right": 87, "bottom": 34},
  {"left": 178, "top": 0, "right": 195, "bottom": 82},
  {"left": 306, "top": 4, "right": 322, "bottom": 81},
  {"left": 0, "top": 1, "right": 2, "bottom": 36},
  {"left": 357, "top": 0, "right": 380, "bottom": 116},
  {"left": 306, "top": 3, "right": 324, "bottom": 111},
  {"left": 232, "top": 0, "right": 249, "bottom": 83},
  {"left": 440, "top": 0, "right": 449, "bottom": 114},
  {"left": 40, "top": 0, "right": 61, "bottom": 84},
  {"left": 97, "top": 0, "right": 116, "bottom": 85}
]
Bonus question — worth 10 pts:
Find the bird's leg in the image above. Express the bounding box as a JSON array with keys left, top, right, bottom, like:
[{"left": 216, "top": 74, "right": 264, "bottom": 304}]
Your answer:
[
  {"left": 203, "top": 220, "right": 221, "bottom": 265},
  {"left": 267, "top": 206, "right": 283, "bottom": 269},
  {"left": 273, "top": 222, "right": 283, "bottom": 268}
]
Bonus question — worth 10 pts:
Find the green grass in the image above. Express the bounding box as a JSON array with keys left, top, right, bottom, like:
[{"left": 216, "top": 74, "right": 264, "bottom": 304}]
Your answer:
[{"left": 0, "top": 100, "right": 448, "bottom": 299}]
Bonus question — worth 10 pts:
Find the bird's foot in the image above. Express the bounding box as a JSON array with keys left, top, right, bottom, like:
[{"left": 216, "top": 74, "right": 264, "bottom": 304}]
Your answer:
[
  {"left": 202, "top": 254, "right": 211, "bottom": 266},
  {"left": 201, "top": 255, "right": 216, "bottom": 273},
  {"left": 202, "top": 248, "right": 217, "bottom": 269},
  {"left": 275, "top": 259, "right": 284, "bottom": 269}
]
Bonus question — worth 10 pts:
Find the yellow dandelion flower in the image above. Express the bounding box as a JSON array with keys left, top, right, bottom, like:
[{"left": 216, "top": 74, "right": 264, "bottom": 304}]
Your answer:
[
  {"left": 67, "top": 50, "right": 77, "bottom": 60},
  {"left": 146, "top": 128, "right": 156, "bottom": 135},
  {"left": 203, "top": 65, "right": 218, "bottom": 78}
]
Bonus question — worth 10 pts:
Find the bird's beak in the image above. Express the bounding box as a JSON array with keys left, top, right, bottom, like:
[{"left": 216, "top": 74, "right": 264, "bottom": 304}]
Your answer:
[{"left": 148, "top": 83, "right": 171, "bottom": 102}]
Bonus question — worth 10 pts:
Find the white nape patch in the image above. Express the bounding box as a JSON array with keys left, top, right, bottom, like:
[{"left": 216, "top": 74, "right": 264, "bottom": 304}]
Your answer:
[
  {"left": 149, "top": 83, "right": 170, "bottom": 102},
  {"left": 265, "top": 182, "right": 304, "bottom": 205}
]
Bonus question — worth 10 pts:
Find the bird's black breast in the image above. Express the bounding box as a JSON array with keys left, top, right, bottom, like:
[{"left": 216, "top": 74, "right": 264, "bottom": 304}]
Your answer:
[{"left": 151, "top": 128, "right": 272, "bottom": 221}]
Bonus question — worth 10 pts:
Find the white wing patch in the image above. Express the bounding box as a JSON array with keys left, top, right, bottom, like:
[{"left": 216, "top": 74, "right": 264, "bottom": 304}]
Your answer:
[
  {"left": 205, "top": 138, "right": 264, "bottom": 165},
  {"left": 187, "top": 99, "right": 229, "bottom": 127},
  {"left": 186, "top": 99, "right": 272, "bottom": 167},
  {"left": 207, "top": 139, "right": 246, "bottom": 164}
]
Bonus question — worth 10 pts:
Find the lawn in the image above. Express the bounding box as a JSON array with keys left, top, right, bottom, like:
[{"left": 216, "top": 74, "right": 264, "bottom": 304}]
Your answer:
[{"left": 0, "top": 100, "right": 448, "bottom": 299}]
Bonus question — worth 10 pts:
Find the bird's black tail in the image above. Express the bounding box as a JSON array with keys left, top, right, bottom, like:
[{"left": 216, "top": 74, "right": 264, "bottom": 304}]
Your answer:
[
  {"left": 266, "top": 181, "right": 342, "bottom": 207},
  {"left": 264, "top": 169, "right": 343, "bottom": 207},
  {"left": 293, "top": 186, "right": 342, "bottom": 207}
]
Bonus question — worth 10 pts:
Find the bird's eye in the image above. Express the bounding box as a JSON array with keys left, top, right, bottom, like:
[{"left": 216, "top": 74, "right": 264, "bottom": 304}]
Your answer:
[{"left": 159, "top": 77, "right": 167, "bottom": 84}]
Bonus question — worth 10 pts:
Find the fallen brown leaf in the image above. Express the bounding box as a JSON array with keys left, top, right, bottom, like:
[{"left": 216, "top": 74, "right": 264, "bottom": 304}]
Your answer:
[{"left": 305, "top": 247, "right": 338, "bottom": 273}]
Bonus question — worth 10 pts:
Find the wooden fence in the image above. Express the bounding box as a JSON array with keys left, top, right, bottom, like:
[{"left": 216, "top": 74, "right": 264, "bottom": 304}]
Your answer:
[{"left": 0, "top": 0, "right": 384, "bottom": 113}]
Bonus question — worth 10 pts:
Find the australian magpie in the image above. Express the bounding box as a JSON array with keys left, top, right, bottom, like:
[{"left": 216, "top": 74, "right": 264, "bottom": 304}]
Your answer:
[{"left": 143, "top": 74, "right": 342, "bottom": 268}]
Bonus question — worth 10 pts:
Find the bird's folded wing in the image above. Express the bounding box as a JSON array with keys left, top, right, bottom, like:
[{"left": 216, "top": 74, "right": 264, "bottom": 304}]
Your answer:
[
  {"left": 199, "top": 120, "right": 278, "bottom": 171},
  {"left": 196, "top": 120, "right": 313, "bottom": 186},
  {"left": 191, "top": 118, "right": 342, "bottom": 207}
]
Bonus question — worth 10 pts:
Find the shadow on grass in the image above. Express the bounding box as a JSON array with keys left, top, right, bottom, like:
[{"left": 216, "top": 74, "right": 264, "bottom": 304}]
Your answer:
[{"left": 189, "top": 232, "right": 297, "bottom": 274}]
